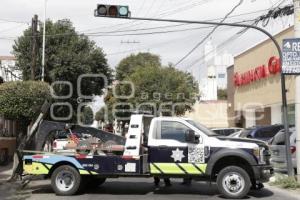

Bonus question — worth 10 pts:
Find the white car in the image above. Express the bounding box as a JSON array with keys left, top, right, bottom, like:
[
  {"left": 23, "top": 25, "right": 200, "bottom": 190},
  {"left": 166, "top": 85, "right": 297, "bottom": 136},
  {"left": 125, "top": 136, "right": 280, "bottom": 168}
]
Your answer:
[
  {"left": 228, "top": 130, "right": 243, "bottom": 138},
  {"left": 269, "top": 128, "right": 297, "bottom": 173}
]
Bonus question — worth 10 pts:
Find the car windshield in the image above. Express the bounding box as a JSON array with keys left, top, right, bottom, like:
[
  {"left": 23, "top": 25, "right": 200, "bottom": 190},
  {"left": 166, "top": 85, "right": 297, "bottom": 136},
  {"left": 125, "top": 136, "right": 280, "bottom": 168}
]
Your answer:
[
  {"left": 186, "top": 120, "right": 218, "bottom": 136},
  {"left": 229, "top": 130, "right": 242, "bottom": 137},
  {"left": 239, "top": 129, "right": 253, "bottom": 138}
]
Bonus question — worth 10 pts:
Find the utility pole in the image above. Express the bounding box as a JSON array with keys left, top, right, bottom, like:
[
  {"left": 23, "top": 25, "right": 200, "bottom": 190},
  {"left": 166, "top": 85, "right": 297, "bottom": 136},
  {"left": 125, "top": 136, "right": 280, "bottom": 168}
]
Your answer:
[
  {"left": 41, "top": 0, "right": 47, "bottom": 81},
  {"left": 294, "top": 0, "right": 300, "bottom": 181},
  {"left": 31, "top": 14, "right": 38, "bottom": 80}
]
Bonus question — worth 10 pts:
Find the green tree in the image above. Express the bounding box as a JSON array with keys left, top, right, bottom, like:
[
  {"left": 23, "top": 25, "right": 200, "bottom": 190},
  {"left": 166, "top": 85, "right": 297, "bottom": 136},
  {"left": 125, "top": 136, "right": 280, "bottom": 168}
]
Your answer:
[
  {"left": 95, "top": 90, "right": 115, "bottom": 123},
  {"left": 217, "top": 89, "right": 227, "bottom": 100},
  {"left": 112, "top": 53, "right": 199, "bottom": 116},
  {"left": 13, "top": 19, "right": 112, "bottom": 120},
  {"left": 81, "top": 106, "right": 94, "bottom": 125},
  {"left": 95, "top": 107, "right": 105, "bottom": 122},
  {"left": 116, "top": 52, "right": 161, "bottom": 80},
  {"left": 0, "top": 81, "right": 51, "bottom": 134},
  {"left": 126, "top": 66, "right": 198, "bottom": 115}
]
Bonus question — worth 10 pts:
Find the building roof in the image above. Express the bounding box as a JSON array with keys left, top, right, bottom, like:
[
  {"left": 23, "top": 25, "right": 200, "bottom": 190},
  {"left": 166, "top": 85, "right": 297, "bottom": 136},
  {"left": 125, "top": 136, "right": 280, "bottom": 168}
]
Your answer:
[{"left": 0, "top": 56, "right": 15, "bottom": 61}]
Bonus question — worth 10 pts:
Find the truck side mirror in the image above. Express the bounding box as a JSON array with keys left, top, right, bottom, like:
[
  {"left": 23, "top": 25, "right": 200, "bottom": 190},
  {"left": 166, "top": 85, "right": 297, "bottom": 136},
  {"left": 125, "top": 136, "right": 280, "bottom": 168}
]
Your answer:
[{"left": 185, "top": 130, "right": 198, "bottom": 143}]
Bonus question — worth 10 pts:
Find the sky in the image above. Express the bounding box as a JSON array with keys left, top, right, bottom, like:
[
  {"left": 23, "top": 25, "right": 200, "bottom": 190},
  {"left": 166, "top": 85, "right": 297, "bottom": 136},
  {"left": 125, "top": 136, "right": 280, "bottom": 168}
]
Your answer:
[{"left": 0, "top": 0, "right": 294, "bottom": 82}]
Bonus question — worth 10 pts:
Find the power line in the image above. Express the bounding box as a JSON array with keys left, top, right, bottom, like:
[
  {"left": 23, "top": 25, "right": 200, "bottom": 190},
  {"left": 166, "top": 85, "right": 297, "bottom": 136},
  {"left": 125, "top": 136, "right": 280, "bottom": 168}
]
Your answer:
[
  {"left": 144, "top": 0, "right": 158, "bottom": 17},
  {"left": 80, "top": 0, "right": 268, "bottom": 34},
  {"left": 106, "top": 28, "right": 207, "bottom": 56},
  {"left": 87, "top": 20, "right": 255, "bottom": 37},
  {"left": 85, "top": 24, "right": 187, "bottom": 34},
  {"left": 112, "top": 0, "right": 211, "bottom": 33},
  {"left": 181, "top": 1, "right": 293, "bottom": 71},
  {"left": 174, "top": 0, "right": 244, "bottom": 66},
  {"left": 0, "top": 24, "right": 26, "bottom": 34},
  {"left": 182, "top": 28, "right": 247, "bottom": 71},
  {"left": 106, "top": 22, "right": 253, "bottom": 57},
  {"left": 0, "top": 18, "right": 29, "bottom": 25},
  {"left": 0, "top": 18, "right": 255, "bottom": 40}
]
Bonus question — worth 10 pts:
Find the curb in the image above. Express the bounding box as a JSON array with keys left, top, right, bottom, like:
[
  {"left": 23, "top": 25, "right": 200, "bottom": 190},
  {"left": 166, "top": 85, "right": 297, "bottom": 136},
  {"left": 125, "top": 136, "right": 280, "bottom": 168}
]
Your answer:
[{"left": 265, "top": 183, "right": 300, "bottom": 199}]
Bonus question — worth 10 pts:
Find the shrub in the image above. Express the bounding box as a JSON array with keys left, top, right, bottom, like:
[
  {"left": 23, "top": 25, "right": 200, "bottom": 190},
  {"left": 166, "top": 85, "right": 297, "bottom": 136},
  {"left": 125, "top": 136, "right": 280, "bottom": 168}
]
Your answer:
[
  {"left": 0, "top": 81, "right": 51, "bottom": 121},
  {"left": 271, "top": 175, "right": 300, "bottom": 189}
]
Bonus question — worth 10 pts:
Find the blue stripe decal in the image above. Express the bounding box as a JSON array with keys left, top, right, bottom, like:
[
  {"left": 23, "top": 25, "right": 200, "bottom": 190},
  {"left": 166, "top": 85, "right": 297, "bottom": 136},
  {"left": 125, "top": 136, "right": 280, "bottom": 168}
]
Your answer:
[{"left": 24, "top": 155, "right": 84, "bottom": 169}]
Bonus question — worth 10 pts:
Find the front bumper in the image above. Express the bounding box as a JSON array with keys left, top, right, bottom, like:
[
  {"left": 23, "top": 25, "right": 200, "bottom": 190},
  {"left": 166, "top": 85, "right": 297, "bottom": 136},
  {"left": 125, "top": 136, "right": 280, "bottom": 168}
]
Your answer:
[{"left": 252, "top": 165, "right": 274, "bottom": 182}]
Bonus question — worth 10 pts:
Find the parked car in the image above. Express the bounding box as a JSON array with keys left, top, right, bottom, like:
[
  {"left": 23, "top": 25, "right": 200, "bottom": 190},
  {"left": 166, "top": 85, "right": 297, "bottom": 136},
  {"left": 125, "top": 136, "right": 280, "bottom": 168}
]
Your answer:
[
  {"left": 238, "top": 125, "right": 284, "bottom": 141},
  {"left": 228, "top": 130, "right": 243, "bottom": 138},
  {"left": 211, "top": 127, "right": 243, "bottom": 136},
  {"left": 269, "top": 128, "right": 297, "bottom": 173}
]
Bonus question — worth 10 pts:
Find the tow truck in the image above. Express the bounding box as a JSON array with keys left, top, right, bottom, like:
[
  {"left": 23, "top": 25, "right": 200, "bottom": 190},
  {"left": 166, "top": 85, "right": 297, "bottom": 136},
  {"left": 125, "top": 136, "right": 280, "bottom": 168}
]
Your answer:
[{"left": 22, "top": 114, "right": 273, "bottom": 199}]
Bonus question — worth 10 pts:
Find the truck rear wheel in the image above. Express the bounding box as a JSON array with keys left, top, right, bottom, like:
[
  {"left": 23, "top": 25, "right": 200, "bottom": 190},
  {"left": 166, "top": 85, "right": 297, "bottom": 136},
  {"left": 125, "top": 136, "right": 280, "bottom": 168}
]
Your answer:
[
  {"left": 51, "top": 165, "right": 81, "bottom": 196},
  {"left": 216, "top": 166, "right": 251, "bottom": 199}
]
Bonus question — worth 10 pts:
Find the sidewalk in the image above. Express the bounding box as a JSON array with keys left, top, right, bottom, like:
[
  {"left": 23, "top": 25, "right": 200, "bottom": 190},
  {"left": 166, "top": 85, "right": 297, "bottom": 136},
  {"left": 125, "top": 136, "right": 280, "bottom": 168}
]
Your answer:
[
  {"left": 265, "top": 183, "right": 300, "bottom": 199},
  {"left": 0, "top": 163, "right": 13, "bottom": 183}
]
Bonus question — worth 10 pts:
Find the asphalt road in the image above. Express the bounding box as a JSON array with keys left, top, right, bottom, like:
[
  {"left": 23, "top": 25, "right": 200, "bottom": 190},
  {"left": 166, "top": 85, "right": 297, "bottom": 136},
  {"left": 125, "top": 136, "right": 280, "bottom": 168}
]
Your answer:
[{"left": 1, "top": 178, "right": 299, "bottom": 200}]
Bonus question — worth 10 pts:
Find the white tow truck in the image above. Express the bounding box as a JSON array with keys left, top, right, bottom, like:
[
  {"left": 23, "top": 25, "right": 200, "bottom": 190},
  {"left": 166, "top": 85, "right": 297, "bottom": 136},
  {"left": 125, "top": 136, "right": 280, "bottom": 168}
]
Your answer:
[{"left": 22, "top": 114, "right": 273, "bottom": 199}]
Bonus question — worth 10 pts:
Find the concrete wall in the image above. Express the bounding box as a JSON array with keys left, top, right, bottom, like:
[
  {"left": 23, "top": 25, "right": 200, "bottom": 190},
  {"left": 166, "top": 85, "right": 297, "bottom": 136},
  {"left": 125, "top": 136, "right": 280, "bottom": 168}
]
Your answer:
[
  {"left": 185, "top": 100, "right": 228, "bottom": 128},
  {"left": 271, "top": 105, "right": 282, "bottom": 124},
  {"left": 227, "top": 65, "right": 236, "bottom": 127}
]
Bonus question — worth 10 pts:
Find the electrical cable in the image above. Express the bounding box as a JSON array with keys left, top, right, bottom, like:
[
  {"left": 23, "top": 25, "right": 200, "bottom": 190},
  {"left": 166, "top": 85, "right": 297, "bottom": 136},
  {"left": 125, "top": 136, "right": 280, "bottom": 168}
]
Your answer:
[
  {"left": 181, "top": 1, "right": 292, "bottom": 71},
  {"left": 174, "top": 0, "right": 244, "bottom": 67},
  {"left": 0, "top": 18, "right": 29, "bottom": 25},
  {"left": 0, "top": 18, "right": 255, "bottom": 40}
]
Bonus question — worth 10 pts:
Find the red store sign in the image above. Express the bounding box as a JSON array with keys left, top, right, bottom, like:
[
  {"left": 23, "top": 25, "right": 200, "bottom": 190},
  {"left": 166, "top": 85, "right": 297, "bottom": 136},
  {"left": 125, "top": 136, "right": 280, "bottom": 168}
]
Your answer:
[{"left": 234, "top": 56, "right": 281, "bottom": 87}]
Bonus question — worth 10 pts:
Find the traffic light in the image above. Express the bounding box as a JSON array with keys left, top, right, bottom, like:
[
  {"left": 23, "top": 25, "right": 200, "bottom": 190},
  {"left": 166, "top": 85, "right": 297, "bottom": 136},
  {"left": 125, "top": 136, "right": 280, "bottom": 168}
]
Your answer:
[{"left": 94, "top": 4, "right": 130, "bottom": 18}]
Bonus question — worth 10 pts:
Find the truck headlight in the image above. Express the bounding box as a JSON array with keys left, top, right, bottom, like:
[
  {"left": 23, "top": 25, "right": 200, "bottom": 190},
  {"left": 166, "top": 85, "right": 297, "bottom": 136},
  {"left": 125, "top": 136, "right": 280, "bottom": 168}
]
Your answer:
[{"left": 253, "top": 147, "right": 267, "bottom": 164}]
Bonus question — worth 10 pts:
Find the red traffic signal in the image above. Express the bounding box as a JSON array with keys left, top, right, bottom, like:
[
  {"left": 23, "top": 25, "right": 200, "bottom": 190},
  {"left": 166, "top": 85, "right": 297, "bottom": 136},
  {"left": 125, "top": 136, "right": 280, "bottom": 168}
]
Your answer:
[{"left": 95, "top": 4, "right": 130, "bottom": 18}]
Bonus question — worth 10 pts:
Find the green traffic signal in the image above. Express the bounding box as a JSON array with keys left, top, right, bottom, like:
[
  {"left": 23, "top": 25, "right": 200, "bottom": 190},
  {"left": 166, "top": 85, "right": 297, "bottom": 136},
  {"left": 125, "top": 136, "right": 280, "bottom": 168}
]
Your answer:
[
  {"left": 95, "top": 4, "right": 130, "bottom": 18},
  {"left": 118, "top": 6, "right": 129, "bottom": 16}
]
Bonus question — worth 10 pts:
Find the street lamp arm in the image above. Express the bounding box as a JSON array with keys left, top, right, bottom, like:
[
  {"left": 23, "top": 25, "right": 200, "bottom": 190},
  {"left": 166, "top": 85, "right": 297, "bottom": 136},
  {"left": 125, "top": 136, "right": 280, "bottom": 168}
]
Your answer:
[{"left": 125, "top": 17, "right": 282, "bottom": 60}]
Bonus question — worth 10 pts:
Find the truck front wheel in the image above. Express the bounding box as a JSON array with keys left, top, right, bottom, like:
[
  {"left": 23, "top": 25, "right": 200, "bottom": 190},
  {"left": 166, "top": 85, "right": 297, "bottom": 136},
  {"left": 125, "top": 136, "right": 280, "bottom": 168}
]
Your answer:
[
  {"left": 216, "top": 166, "right": 251, "bottom": 199},
  {"left": 51, "top": 165, "right": 81, "bottom": 196}
]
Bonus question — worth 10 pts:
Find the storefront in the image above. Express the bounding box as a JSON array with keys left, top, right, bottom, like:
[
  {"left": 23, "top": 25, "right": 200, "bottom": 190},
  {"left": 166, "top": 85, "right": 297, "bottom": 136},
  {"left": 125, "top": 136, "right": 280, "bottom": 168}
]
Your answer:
[{"left": 227, "top": 27, "right": 296, "bottom": 128}]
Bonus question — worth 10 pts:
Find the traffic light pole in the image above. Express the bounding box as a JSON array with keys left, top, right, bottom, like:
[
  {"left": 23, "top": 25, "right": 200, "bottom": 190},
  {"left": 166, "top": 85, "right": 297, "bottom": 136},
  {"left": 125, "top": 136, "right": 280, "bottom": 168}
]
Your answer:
[{"left": 97, "top": 15, "right": 294, "bottom": 177}]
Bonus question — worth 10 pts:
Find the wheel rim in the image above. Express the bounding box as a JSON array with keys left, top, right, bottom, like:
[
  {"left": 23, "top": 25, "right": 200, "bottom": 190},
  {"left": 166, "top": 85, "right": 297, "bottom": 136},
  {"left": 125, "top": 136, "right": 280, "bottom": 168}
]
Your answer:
[
  {"left": 55, "top": 171, "right": 75, "bottom": 192},
  {"left": 222, "top": 172, "right": 245, "bottom": 195}
]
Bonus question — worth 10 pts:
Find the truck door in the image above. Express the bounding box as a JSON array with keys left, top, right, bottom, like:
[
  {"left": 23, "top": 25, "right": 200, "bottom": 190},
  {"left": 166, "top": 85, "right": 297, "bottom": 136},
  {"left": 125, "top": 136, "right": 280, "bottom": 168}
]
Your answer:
[{"left": 148, "top": 120, "right": 206, "bottom": 176}]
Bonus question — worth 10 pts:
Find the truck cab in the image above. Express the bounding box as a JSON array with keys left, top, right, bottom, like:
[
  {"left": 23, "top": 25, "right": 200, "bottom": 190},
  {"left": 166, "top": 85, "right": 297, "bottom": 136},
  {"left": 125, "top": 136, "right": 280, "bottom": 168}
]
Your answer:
[{"left": 22, "top": 114, "right": 273, "bottom": 199}]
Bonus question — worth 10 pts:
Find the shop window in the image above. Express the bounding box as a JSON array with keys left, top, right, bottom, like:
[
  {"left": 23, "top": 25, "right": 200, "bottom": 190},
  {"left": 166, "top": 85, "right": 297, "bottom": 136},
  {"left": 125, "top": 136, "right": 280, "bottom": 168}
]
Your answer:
[{"left": 218, "top": 73, "right": 225, "bottom": 78}]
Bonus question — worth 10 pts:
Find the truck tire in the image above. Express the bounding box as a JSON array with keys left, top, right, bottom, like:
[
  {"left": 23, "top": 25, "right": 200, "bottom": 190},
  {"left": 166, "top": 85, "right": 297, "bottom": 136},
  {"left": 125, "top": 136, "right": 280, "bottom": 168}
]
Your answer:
[
  {"left": 216, "top": 166, "right": 251, "bottom": 199},
  {"left": 0, "top": 148, "right": 8, "bottom": 166},
  {"left": 51, "top": 165, "right": 81, "bottom": 196}
]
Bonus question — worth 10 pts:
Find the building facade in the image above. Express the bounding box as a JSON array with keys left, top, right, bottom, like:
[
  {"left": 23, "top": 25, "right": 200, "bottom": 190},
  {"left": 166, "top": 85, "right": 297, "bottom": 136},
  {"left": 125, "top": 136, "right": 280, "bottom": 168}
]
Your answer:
[
  {"left": 227, "top": 27, "right": 295, "bottom": 128},
  {"left": 199, "top": 41, "right": 233, "bottom": 101},
  {"left": 185, "top": 100, "right": 229, "bottom": 128},
  {"left": 0, "top": 56, "right": 21, "bottom": 81}
]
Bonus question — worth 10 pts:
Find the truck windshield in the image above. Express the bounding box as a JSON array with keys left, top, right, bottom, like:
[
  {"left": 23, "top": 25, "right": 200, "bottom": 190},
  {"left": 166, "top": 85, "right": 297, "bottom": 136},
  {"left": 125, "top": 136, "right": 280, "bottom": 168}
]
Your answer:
[{"left": 186, "top": 120, "right": 217, "bottom": 136}]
